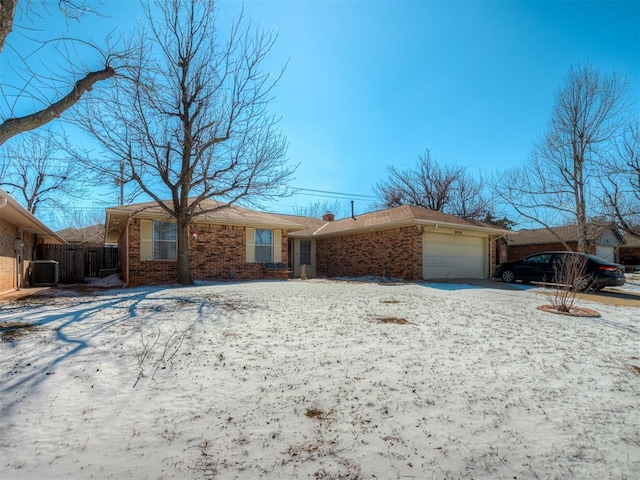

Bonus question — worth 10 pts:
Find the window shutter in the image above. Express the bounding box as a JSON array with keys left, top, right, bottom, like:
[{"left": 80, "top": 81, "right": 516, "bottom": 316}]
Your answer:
[
  {"left": 273, "top": 229, "right": 282, "bottom": 262},
  {"left": 140, "top": 220, "right": 153, "bottom": 261},
  {"left": 245, "top": 227, "right": 255, "bottom": 262}
]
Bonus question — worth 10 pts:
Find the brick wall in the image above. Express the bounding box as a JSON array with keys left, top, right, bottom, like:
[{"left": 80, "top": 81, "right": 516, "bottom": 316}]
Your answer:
[
  {"left": 619, "top": 247, "right": 640, "bottom": 266},
  {"left": 0, "top": 217, "right": 18, "bottom": 291},
  {"left": 316, "top": 226, "right": 422, "bottom": 280},
  {"left": 0, "top": 218, "right": 38, "bottom": 290},
  {"left": 507, "top": 241, "right": 600, "bottom": 261},
  {"left": 125, "top": 220, "right": 289, "bottom": 286}
]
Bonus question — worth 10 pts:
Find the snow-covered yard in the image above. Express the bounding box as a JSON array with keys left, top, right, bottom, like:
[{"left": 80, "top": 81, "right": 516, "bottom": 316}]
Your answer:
[{"left": 1, "top": 277, "right": 639, "bottom": 479}]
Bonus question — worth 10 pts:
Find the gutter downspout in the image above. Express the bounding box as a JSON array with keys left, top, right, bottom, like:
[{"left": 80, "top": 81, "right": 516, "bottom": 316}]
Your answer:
[{"left": 16, "top": 229, "right": 23, "bottom": 290}]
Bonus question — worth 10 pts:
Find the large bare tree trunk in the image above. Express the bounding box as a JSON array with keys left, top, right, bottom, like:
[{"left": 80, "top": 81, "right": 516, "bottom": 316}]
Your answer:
[
  {"left": 0, "top": 0, "right": 17, "bottom": 52},
  {"left": 176, "top": 213, "right": 192, "bottom": 286}
]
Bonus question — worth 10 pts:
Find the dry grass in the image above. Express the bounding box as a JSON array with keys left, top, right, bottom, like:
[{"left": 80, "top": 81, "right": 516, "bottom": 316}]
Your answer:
[
  {"left": 0, "top": 322, "right": 38, "bottom": 342},
  {"left": 305, "top": 408, "right": 331, "bottom": 420},
  {"left": 374, "top": 316, "right": 414, "bottom": 325}
]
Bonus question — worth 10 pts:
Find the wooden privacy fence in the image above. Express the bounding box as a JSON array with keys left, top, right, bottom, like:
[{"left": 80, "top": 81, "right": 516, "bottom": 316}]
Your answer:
[{"left": 35, "top": 244, "right": 119, "bottom": 283}]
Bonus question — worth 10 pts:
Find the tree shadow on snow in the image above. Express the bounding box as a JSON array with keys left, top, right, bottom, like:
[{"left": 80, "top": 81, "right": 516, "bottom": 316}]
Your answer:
[{"left": 0, "top": 284, "right": 229, "bottom": 417}]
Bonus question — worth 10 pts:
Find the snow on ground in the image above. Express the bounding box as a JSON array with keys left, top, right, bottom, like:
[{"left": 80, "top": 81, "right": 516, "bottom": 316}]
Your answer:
[{"left": 1, "top": 277, "right": 639, "bottom": 480}]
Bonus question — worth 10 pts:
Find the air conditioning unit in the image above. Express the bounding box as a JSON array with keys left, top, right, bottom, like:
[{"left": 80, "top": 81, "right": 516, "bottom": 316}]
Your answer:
[{"left": 31, "top": 260, "right": 59, "bottom": 286}]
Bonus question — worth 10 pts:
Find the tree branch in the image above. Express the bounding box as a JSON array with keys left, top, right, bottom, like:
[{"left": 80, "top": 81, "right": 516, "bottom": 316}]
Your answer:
[{"left": 0, "top": 66, "right": 115, "bottom": 145}]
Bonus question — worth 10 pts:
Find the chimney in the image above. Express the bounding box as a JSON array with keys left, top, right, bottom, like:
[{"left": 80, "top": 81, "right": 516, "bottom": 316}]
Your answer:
[{"left": 322, "top": 212, "right": 335, "bottom": 222}]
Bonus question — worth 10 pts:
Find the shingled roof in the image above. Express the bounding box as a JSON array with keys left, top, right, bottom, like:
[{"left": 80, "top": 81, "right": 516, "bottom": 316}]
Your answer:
[
  {"left": 289, "top": 205, "right": 510, "bottom": 238},
  {"left": 105, "top": 199, "right": 307, "bottom": 243},
  {"left": 57, "top": 224, "right": 105, "bottom": 245},
  {"left": 507, "top": 223, "right": 621, "bottom": 246},
  {"left": 622, "top": 232, "right": 640, "bottom": 248}
]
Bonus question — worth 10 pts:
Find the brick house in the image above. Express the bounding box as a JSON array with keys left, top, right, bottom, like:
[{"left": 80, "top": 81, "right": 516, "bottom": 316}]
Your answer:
[
  {"left": 106, "top": 201, "right": 510, "bottom": 286},
  {"left": 0, "top": 188, "right": 65, "bottom": 292},
  {"left": 105, "top": 199, "right": 306, "bottom": 287},
  {"left": 505, "top": 224, "right": 624, "bottom": 263},
  {"left": 288, "top": 205, "right": 510, "bottom": 280},
  {"left": 57, "top": 224, "right": 105, "bottom": 246},
  {"left": 618, "top": 232, "right": 640, "bottom": 268}
]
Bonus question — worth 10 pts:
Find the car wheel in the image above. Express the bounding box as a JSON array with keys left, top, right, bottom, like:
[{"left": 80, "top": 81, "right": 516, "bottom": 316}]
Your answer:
[
  {"left": 575, "top": 275, "right": 593, "bottom": 292},
  {"left": 501, "top": 269, "right": 515, "bottom": 283}
]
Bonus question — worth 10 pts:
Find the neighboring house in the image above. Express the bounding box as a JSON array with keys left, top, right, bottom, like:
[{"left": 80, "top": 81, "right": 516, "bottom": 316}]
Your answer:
[
  {"left": 0, "top": 188, "right": 65, "bottom": 292},
  {"left": 618, "top": 232, "right": 640, "bottom": 267},
  {"left": 105, "top": 201, "right": 510, "bottom": 286},
  {"left": 506, "top": 224, "right": 624, "bottom": 263},
  {"left": 288, "top": 205, "right": 510, "bottom": 280},
  {"left": 57, "top": 224, "right": 106, "bottom": 246},
  {"left": 105, "top": 199, "right": 306, "bottom": 287}
]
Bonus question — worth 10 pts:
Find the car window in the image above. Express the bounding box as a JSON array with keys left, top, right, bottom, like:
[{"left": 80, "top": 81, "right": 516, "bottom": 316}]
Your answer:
[{"left": 524, "top": 254, "right": 553, "bottom": 264}]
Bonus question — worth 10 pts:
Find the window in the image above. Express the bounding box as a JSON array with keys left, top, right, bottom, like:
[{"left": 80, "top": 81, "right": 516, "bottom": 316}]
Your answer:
[
  {"left": 153, "top": 221, "right": 177, "bottom": 260},
  {"left": 299, "top": 240, "right": 312, "bottom": 265},
  {"left": 254, "top": 229, "right": 273, "bottom": 262},
  {"left": 524, "top": 253, "right": 552, "bottom": 265}
]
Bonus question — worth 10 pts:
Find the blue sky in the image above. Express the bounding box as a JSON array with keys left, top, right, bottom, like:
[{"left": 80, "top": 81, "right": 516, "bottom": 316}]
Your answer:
[{"left": 3, "top": 0, "right": 639, "bottom": 225}]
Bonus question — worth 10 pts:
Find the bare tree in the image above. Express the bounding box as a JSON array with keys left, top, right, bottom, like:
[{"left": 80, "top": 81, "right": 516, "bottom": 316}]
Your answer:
[
  {"left": 293, "top": 199, "right": 342, "bottom": 219},
  {"left": 0, "top": 1, "right": 118, "bottom": 146},
  {"left": 492, "top": 65, "right": 631, "bottom": 251},
  {"left": 55, "top": 206, "right": 106, "bottom": 230},
  {"left": 74, "top": 0, "right": 294, "bottom": 285},
  {"left": 602, "top": 121, "right": 640, "bottom": 237},
  {"left": 0, "top": 130, "right": 92, "bottom": 215},
  {"left": 542, "top": 253, "right": 591, "bottom": 314},
  {"left": 374, "top": 149, "right": 490, "bottom": 220}
]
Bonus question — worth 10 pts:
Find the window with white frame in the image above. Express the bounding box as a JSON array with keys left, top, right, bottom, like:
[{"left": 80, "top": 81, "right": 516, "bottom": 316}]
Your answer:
[
  {"left": 153, "top": 221, "right": 177, "bottom": 260},
  {"left": 254, "top": 228, "right": 273, "bottom": 262}
]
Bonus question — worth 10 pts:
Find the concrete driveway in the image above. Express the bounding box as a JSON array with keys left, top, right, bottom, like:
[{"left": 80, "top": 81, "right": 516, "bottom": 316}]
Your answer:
[
  {"left": 0, "top": 288, "right": 51, "bottom": 303},
  {"left": 578, "top": 287, "right": 640, "bottom": 307},
  {"left": 478, "top": 278, "right": 640, "bottom": 307}
]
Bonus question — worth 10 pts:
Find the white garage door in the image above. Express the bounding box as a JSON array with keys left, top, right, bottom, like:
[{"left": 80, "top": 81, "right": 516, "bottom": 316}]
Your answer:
[
  {"left": 596, "top": 245, "right": 615, "bottom": 263},
  {"left": 422, "top": 233, "right": 485, "bottom": 279}
]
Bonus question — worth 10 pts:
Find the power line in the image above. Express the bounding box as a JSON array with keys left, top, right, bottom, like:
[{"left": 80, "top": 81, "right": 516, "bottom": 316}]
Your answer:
[{"left": 293, "top": 187, "right": 376, "bottom": 200}]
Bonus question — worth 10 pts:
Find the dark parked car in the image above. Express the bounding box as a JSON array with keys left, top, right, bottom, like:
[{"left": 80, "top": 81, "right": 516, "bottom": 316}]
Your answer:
[{"left": 493, "top": 251, "right": 626, "bottom": 291}]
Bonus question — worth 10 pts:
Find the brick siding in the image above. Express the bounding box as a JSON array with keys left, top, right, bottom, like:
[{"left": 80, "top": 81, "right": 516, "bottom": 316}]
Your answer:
[
  {"left": 315, "top": 226, "right": 423, "bottom": 280},
  {"left": 0, "top": 218, "right": 38, "bottom": 291},
  {"left": 124, "top": 220, "right": 289, "bottom": 287},
  {"left": 507, "top": 242, "right": 599, "bottom": 261},
  {"left": 619, "top": 247, "right": 640, "bottom": 266},
  {"left": 0, "top": 217, "right": 18, "bottom": 291}
]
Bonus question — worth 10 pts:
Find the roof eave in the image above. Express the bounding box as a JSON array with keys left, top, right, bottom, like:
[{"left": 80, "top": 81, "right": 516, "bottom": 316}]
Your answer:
[
  {"left": 415, "top": 219, "right": 512, "bottom": 235},
  {"left": 0, "top": 189, "right": 66, "bottom": 243},
  {"left": 105, "top": 208, "right": 306, "bottom": 237},
  {"left": 291, "top": 218, "right": 511, "bottom": 239}
]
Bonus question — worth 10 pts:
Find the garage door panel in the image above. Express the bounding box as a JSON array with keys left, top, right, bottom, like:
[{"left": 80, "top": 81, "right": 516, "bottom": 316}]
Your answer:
[
  {"left": 596, "top": 246, "right": 615, "bottom": 263},
  {"left": 423, "top": 233, "right": 485, "bottom": 279}
]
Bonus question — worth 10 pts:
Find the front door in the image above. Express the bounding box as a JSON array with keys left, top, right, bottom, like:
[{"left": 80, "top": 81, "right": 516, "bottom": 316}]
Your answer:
[{"left": 294, "top": 239, "right": 316, "bottom": 277}]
